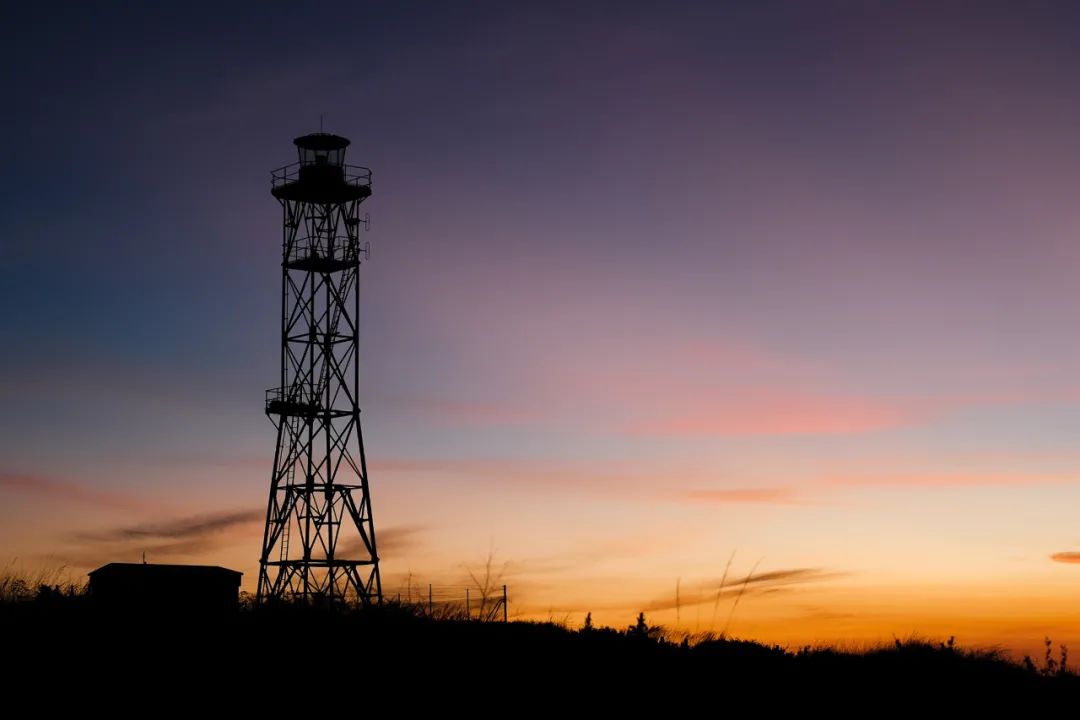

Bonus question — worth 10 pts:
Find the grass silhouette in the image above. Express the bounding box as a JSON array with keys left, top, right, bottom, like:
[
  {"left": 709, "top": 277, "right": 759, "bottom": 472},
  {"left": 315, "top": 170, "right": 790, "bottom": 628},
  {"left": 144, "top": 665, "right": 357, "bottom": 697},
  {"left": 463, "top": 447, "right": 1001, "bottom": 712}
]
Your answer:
[{"left": 2, "top": 569, "right": 1077, "bottom": 705}]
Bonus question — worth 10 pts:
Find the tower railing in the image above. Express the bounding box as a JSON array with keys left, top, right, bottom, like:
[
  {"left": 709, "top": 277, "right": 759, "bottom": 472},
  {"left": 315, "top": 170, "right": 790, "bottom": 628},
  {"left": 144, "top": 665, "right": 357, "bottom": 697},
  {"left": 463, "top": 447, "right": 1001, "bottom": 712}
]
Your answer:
[
  {"left": 271, "top": 163, "right": 372, "bottom": 190},
  {"left": 284, "top": 237, "right": 359, "bottom": 267},
  {"left": 265, "top": 385, "right": 320, "bottom": 416}
]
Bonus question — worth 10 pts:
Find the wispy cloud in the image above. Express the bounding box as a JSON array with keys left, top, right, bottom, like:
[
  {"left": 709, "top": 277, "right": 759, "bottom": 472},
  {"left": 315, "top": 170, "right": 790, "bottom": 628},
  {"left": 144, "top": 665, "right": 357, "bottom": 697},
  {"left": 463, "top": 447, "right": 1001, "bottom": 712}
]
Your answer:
[
  {"left": 337, "top": 525, "right": 427, "bottom": 559},
  {"left": 677, "top": 488, "right": 799, "bottom": 505},
  {"left": 1050, "top": 552, "right": 1080, "bottom": 564},
  {"left": 398, "top": 371, "right": 1030, "bottom": 439},
  {"left": 629, "top": 390, "right": 932, "bottom": 437},
  {"left": 0, "top": 472, "right": 149, "bottom": 512},
  {"left": 71, "top": 509, "right": 262, "bottom": 543},
  {"left": 385, "top": 332, "right": 949, "bottom": 438},
  {"left": 395, "top": 398, "right": 539, "bottom": 426},
  {"left": 369, "top": 456, "right": 654, "bottom": 494},
  {"left": 58, "top": 509, "right": 262, "bottom": 567},
  {"left": 825, "top": 472, "right": 1079, "bottom": 489}
]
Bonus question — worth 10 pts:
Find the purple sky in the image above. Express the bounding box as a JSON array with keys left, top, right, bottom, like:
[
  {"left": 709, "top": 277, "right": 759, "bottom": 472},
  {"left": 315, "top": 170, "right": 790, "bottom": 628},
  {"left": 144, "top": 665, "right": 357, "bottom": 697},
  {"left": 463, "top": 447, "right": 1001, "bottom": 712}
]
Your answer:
[{"left": 4, "top": 2, "right": 1080, "bottom": 652}]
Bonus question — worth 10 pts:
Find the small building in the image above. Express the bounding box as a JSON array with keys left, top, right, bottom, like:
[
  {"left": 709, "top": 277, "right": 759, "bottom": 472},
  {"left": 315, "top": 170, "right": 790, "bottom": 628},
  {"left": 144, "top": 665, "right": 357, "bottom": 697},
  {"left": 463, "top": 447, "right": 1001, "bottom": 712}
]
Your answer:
[{"left": 88, "top": 563, "right": 242, "bottom": 614}]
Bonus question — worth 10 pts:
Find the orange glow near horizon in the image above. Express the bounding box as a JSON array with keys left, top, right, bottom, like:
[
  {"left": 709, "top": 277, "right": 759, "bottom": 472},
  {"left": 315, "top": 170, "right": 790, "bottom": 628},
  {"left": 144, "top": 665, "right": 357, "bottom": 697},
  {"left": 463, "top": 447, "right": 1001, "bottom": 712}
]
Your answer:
[
  {"left": 6, "top": 460, "right": 1079, "bottom": 661},
  {"left": 5, "top": 2, "right": 1080, "bottom": 667}
]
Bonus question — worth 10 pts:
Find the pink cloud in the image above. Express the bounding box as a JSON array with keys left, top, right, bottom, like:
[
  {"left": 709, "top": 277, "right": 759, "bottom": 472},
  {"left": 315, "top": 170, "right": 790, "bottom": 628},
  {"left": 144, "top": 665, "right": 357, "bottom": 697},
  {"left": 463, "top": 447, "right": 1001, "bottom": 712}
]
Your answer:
[
  {"left": 373, "top": 455, "right": 796, "bottom": 505},
  {"left": 824, "top": 472, "right": 1078, "bottom": 489},
  {"left": 573, "top": 337, "right": 934, "bottom": 436},
  {"left": 371, "top": 456, "right": 631, "bottom": 484},
  {"left": 631, "top": 390, "right": 929, "bottom": 437},
  {"left": 368, "top": 455, "right": 679, "bottom": 499},
  {"left": 394, "top": 334, "right": 956, "bottom": 437},
  {"left": 0, "top": 472, "right": 150, "bottom": 512},
  {"left": 396, "top": 398, "right": 539, "bottom": 426},
  {"left": 396, "top": 380, "right": 934, "bottom": 440},
  {"left": 677, "top": 488, "right": 799, "bottom": 504},
  {"left": 371, "top": 453, "right": 1080, "bottom": 509}
]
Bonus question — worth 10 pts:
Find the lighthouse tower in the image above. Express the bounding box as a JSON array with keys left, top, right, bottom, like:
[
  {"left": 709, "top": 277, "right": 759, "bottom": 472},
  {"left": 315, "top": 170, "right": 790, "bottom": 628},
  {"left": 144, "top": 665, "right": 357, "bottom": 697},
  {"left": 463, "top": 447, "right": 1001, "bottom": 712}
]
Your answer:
[{"left": 256, "top": 133, "right": 381, "bottom": 604}]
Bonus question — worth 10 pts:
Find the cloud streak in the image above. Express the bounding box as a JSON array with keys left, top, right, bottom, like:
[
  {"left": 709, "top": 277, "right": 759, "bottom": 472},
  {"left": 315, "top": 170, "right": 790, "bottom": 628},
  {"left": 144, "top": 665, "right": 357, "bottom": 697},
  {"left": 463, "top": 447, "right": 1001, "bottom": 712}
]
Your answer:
[
  {"left": 72, "top": 509, "right": 262, "bottom": 543},
  {"left": 387, "top": 331, "right": 950, "bottom": 438},
  {"left": 1050, "top": 552, "right": 1080, "bottom": 564},
  {"left": 825, "top": 472, "right": 1080, "bottom": 489},
  {"left": 337, "top": 525, "right": 427, "bottom": 559},
  {"left": 58, "top": 509, "right": 263, "bottom": 568},
  {"left": 630, "top": 391, "right": 931, "bottom": 437},
  {"left": 677, "top": 488, "right": 799, "bottom": 505},
  {"left": 0, "top": 472, "right": 149, "bottom": 512}
]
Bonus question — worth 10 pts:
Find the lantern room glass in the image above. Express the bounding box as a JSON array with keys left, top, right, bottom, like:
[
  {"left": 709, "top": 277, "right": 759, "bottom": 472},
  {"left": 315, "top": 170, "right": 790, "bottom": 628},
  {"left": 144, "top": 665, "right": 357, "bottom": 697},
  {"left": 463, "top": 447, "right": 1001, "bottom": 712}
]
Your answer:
[{"left": 298, "top": 146, "right": 345, "bottom": 167}]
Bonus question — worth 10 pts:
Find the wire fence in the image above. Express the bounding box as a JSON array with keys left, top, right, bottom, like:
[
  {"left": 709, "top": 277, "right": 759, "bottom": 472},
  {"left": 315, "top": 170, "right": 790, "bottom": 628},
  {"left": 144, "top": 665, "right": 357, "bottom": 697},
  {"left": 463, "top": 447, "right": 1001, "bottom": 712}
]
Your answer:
[{"left": 390, "top": 583, "right": 508, "bottom": 623}]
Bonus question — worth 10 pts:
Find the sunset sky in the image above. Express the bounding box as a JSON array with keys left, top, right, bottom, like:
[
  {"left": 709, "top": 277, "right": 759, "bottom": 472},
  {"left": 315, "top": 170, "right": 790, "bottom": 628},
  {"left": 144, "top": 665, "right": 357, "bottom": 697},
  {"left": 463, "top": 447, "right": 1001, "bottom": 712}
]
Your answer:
[{"left": 4, "top": 2, "right": 1080, "bottom": 656}]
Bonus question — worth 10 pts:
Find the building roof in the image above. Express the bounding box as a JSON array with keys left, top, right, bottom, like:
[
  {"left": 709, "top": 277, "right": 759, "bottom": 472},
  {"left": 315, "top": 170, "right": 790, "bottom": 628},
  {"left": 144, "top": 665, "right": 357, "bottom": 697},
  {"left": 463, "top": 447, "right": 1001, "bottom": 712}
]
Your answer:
[
  {"left": 294, "top": 132, "right": 350, "bottom": 151},
  {"left": 88, "top": 563, "right": 242, "bottom": 579}
]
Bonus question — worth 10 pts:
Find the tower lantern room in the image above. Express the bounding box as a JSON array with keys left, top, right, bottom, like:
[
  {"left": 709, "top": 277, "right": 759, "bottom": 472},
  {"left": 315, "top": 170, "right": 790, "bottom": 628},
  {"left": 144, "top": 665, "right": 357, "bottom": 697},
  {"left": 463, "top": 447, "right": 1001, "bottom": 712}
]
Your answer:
[
  {"left": 271, "top": 133, "right": 371, "bottom": 205},
  {"left": 296, "top": 132, "right": 348, "bottom": 166}
]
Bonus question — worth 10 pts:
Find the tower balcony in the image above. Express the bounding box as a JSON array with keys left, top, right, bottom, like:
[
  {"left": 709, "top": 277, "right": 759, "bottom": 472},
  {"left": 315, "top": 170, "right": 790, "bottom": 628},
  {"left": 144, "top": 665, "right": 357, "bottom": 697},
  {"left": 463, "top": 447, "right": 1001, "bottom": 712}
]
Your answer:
[
  {"left": 284, "top": 238, "right": 361, "bottom": 272},
  {"left": 271, "top": 163, "right": 372, "bottom": 204},
  {"left": 265, "top": 385, "right": 320, "bottom": 418}
]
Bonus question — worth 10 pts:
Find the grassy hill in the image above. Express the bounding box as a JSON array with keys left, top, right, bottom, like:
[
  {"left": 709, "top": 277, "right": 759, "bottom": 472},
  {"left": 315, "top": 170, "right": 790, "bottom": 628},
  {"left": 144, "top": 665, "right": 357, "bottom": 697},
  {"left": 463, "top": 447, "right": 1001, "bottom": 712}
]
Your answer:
[{"left": 3, "top": 587, "right": 1077, "bottom": 707}]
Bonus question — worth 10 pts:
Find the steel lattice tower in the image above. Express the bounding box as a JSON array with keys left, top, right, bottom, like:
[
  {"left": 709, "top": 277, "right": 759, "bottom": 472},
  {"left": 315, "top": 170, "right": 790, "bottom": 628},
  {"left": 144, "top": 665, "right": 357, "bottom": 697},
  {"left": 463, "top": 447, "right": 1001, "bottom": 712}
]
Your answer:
[{"left": 257, "top": 133, "right": 382, "bottom": 604}]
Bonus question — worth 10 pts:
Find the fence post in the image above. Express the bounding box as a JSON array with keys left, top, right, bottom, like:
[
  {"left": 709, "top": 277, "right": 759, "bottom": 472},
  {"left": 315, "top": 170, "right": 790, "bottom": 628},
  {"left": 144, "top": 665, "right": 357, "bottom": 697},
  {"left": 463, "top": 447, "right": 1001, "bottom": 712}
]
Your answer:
[
  {"left": 502, "top": 584, "right": 508, "bottom": 622},
  {"left": 465, "top": 588, "right": 470, "bottom": 620},
  {"left": 428, "top": 584, "right": 433, "bottom": 617}
]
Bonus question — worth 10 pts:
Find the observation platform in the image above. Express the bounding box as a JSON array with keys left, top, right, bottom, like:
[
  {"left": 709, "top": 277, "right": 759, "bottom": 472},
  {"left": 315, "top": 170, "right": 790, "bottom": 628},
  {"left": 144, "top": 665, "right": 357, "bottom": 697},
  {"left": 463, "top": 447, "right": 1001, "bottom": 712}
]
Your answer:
[
  {"left": 271, "top": 133, "right": 372, "bottom": 204},
  {"left": 271, "top": 163, "right": 372, "bottom": 203},
  {"left": 265, "top": 386, "right": 352, "bottom": 420},
  {"left": 266, "top": 386, "right": 320, "bottom": 418},
  {"left": 283, "top": 239, "right": 360, "bottom": 272}
]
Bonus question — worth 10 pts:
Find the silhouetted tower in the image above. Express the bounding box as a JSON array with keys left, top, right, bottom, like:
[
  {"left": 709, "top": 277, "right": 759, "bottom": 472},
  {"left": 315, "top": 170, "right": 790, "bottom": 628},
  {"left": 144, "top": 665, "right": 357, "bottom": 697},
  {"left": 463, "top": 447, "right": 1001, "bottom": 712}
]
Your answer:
[{"left": 257, "top": 133, "right": 381, "bottom": 604}]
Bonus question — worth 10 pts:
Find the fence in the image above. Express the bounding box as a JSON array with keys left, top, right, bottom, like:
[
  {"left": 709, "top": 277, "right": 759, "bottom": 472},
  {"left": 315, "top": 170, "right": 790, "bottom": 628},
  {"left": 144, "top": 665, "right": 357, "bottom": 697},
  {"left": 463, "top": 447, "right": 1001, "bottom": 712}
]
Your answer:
[{"left": 391, "top": 583, "right": 508, "bottom": 623}]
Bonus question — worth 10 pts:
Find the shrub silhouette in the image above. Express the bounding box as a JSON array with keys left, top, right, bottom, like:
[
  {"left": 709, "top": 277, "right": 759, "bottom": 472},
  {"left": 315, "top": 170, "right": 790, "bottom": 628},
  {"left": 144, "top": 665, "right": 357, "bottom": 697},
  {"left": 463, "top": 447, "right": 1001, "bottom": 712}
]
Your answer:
[
  {"left": 2, "top": 566, "right": 1078, "bottom": 700},
  {"left": 1024, "top": 636, "right": 1071, "bottom": 677}
]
